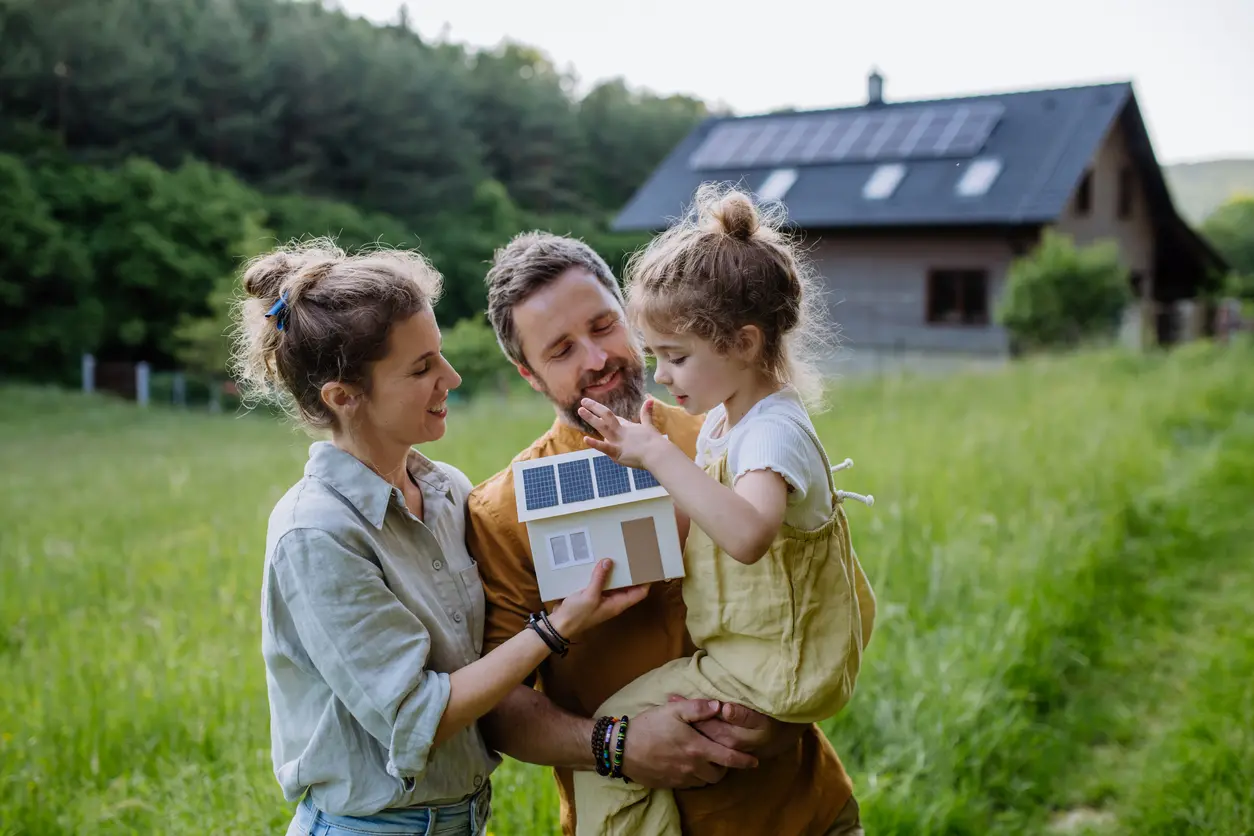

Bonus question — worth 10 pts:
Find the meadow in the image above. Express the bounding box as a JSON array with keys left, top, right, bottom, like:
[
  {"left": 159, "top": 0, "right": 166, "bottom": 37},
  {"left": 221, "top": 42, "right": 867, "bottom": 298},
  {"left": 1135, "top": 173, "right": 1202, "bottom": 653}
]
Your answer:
[{"left": 2, "top": 340, "right": 1252, "bottom": 835}]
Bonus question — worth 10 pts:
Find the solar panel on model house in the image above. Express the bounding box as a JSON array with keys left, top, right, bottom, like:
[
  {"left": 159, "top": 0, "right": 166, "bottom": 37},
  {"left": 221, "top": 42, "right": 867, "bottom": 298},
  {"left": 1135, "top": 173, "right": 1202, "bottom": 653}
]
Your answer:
[{"left": 521, "top": 454, "right": 664, "bottom": 512}]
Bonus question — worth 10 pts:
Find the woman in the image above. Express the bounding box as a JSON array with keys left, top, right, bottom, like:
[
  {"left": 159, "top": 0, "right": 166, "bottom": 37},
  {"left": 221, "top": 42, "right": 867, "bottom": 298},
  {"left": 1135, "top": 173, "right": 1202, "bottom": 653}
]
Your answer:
[{"left": 233, "top": 239, "right": 646, "bottom": 836}]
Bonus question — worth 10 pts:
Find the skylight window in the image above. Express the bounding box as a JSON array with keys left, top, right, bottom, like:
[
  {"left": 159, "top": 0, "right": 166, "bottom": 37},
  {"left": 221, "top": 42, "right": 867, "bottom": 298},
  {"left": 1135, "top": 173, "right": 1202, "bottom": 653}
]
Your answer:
[
  {"left": 757, "top": 168, "right": 798, "bottom": 202},
  {"left": 956, "top": 157, "right": 1002, "bottom": 197},
  {"left": 863, "top": 163, "right": 906, "bottom": 199}
]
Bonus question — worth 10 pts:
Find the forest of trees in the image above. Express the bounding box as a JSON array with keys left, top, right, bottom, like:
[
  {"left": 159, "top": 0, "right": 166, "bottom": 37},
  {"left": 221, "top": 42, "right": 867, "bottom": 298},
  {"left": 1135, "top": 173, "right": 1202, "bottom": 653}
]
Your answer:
[
  {"left": 0, "top": 0, "right": 716, "bottom": 383},
  {"left": 4, "top": 0, "right": 1250, "bottom": 390}
]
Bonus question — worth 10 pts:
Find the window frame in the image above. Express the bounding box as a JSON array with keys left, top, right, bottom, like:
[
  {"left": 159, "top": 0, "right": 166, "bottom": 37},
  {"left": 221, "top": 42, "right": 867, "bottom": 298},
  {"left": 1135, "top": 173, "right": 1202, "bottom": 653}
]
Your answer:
[
  {"left": 1075, "top": 170, "right": 1093, "bottom": 216},
  {"left": 1117, "top": 165, "right": 1135, "bottom": 220},
  {"left": 925, "top": 268, "right": 991, "bottom": 327}
]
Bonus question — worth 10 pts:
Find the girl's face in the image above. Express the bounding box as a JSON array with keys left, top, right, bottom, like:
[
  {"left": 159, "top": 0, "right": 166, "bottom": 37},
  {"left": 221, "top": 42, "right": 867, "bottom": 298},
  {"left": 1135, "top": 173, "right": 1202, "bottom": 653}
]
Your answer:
[
  {"left": 641, "top": 322, "right": 753, "bottom": 416},
  {"left": 356, "top": 306, "right": 462, "bottom": 446}
]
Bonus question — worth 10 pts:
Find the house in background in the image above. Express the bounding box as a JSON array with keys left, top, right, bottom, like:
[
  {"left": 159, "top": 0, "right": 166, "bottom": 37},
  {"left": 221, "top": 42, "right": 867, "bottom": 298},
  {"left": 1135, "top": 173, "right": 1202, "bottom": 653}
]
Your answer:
[
  {"left": 613, "top": 73, "right": 1227, "bottom": 371},
  {"left": 513, "top": 449, "right": 684, "bottom": 602}
]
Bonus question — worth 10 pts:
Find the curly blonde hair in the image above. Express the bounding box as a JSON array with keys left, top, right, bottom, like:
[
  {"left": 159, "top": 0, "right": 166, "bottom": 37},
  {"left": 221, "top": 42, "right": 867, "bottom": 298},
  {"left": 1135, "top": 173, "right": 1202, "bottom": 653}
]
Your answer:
[{"left": 624, "top": 183, "right": 832, "bottom": 406}]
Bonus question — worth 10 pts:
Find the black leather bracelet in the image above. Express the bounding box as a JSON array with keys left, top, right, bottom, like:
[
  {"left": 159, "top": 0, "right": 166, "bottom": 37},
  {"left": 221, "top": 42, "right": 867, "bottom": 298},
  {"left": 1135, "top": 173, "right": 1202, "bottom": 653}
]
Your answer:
[
  {"left": 538, "top": 609, "right": 572, "bottom": 651},
  {"left": 526, "top": 611, "right": 571, "bottom": 656},
  {"left": 526, "top": 613, "right": 564, "bottom": 655}
]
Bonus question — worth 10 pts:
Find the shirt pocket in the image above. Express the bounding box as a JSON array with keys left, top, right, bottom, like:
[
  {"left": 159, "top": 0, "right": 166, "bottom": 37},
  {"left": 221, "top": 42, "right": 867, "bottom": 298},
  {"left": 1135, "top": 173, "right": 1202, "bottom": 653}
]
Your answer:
[{"left": 456, "top": 563, "right": 487, "bottom": 655}]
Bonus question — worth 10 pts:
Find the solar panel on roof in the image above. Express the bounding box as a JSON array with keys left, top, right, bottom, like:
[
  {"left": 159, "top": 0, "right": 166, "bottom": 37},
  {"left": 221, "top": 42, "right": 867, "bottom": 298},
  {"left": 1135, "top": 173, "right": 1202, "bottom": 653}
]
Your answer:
[
  {"left": 689, "top": 103, "right": 1004, "bottom": 170},
  {"left": 558, "top": 459, "right": 595, "bottom": 504},
  {"left": 631, "top": 468, "right": 662, "bottom": 490},
  {"left": 593, "top": 456, "right": 633, "bottom": 497},
  {"left": 522, "top": 465, "right": 558, "bottom": 511}
]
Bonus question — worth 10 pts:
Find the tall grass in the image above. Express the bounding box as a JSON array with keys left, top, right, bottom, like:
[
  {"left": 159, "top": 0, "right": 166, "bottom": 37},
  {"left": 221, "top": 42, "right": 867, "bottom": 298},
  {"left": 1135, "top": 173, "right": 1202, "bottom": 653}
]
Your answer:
[{"left": 2, "top": 340, "right": 1252, "bottom": 835}]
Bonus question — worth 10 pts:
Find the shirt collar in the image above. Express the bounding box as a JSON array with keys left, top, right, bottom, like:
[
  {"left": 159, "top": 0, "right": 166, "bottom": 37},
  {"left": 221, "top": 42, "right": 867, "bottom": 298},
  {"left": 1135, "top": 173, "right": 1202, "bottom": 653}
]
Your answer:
[
  {"left": 547, "top": 416, "right": 590, "bottom": 450},
  {"left": 304, "top": 441, "right": 451, "bottom": 529}
]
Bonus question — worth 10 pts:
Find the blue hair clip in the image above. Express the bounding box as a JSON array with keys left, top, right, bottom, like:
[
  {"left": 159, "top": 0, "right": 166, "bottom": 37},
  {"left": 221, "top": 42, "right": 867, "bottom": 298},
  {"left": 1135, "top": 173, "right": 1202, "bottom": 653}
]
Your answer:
[{"left": 265, "top": 291, "right": 290, "bottom": 331}]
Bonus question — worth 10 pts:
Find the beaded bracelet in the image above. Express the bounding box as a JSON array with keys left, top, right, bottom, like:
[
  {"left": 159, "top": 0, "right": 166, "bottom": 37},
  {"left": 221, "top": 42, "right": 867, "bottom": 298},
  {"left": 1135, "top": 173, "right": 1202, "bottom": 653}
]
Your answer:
[
  {"left": 610, "top": 715, "right": 630, "bottom": 782},
  {"left": 591, "top": 715, "right": 615, "bottom": 777},
  {"left": 603, "top": 720, "right": 616, "bottom": 774}
]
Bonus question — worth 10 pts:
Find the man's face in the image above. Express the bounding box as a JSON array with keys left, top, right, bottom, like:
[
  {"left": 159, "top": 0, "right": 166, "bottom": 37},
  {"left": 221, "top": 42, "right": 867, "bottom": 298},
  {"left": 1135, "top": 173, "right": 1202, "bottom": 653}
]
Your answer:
[{"left": 512, "top": 267, "right": 646, "bottom": 434}]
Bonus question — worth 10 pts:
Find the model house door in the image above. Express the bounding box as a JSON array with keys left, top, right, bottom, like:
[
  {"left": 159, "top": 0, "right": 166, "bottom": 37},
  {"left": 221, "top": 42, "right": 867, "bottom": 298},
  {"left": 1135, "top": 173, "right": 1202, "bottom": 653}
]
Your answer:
[{"left": 621, "top": 517, "right": 666, "bottom": 584}]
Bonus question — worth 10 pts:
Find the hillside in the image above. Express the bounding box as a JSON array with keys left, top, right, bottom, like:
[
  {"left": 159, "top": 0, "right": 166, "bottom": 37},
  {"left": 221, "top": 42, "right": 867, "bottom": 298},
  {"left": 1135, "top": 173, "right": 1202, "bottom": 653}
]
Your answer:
[{"left": 1163, "top": 158, "right": 1254, "bottom": 224}]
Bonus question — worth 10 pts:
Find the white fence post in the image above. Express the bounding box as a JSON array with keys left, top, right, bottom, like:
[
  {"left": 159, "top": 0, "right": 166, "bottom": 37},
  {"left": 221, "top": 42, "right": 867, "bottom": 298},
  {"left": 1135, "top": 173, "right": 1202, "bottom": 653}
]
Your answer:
[
  {"left": 172, "top": 372, "right": 187, "bottom": 407},
  {"left": 136, "top": 362, "right": 151, "bottom": 408},
  {"left": 82, "top": 353, "right": 96, "bottom": 394}
]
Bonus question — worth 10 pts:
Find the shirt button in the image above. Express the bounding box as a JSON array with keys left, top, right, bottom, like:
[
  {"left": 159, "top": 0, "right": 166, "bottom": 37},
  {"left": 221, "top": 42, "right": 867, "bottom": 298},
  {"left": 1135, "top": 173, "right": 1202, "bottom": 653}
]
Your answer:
[
  {"left": 453, "top": 611, "right": 463, "bottom": 623},
  {"left": 473, "top": 775, "right": 483, "bottom": 788},
  {"left": 432, "top": 559, "right": 443, "bottom": 571}
]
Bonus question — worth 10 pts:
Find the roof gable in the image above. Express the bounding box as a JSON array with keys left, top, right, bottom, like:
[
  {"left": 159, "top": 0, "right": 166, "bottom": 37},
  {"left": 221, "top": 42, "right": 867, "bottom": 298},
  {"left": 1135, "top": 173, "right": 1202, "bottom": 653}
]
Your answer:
[{"left": 612, "top": 81, "right": 1137, "bottom": 231}]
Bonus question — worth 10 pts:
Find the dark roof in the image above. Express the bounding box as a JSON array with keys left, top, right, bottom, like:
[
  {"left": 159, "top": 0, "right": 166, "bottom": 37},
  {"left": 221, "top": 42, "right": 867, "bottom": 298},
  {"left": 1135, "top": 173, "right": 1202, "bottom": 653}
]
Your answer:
[{"left": 613, "top": 81, "right": 1145, "bottom": 231}]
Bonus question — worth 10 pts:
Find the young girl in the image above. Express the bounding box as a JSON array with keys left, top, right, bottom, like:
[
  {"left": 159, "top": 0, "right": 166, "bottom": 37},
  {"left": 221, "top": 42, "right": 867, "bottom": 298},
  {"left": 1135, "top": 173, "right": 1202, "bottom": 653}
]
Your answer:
[
  {"left": 571, "top": 186, "right": 877, "bottom": 836},
  {"left": 234, "top": 239, "right": 647, "bottom": 836}
]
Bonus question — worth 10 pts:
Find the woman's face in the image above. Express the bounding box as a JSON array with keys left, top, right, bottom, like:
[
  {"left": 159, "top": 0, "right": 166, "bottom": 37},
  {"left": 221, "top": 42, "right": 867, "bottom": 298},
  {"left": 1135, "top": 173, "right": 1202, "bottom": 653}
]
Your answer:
[{"left": 358, "top": 306, "right": 462, "bottom": 447}]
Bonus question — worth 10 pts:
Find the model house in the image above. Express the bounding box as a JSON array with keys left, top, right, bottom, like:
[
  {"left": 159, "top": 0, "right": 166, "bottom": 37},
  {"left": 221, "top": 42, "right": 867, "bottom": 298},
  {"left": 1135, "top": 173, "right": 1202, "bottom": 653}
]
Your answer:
[
  {"left": 614, "top": 73, "right": 1227, "bottom": 371},
  {"left": 512, "top": 448, "right": 685, "bottom": 602}
]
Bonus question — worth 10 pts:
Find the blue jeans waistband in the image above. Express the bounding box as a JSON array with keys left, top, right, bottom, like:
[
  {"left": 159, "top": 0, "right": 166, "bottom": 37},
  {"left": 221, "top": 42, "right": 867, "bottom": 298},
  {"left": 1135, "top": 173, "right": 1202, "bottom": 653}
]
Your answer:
[{"left": 289, "top": 781, "right": 491, "bottom": 836}]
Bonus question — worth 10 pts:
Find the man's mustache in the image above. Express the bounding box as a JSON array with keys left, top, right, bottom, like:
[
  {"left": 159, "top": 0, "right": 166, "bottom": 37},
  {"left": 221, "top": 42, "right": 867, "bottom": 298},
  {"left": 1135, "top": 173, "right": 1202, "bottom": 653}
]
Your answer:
[{"left": 577, "top": 360, "right": 631, "bottom": 391}]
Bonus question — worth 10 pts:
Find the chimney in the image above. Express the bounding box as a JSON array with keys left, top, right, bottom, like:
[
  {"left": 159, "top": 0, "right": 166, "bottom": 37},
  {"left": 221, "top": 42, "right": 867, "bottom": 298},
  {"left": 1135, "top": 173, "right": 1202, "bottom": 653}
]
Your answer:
[{"left": 867, "top": 68, "right": 884, "bottom": 105}]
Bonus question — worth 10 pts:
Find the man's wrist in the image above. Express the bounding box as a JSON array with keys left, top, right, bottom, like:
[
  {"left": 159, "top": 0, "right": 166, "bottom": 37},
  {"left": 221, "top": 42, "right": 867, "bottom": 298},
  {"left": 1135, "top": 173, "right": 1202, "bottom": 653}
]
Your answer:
[{"left": 570, "top": 715, "right": 600, "bottom": 770}]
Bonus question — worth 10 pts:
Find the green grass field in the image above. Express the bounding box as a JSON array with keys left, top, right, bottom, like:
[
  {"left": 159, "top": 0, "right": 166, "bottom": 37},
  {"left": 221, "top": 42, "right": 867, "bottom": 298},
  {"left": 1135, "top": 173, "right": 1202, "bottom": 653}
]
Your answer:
[{"left": 3, "top": 340, "right": 1253, "bottom": 835}]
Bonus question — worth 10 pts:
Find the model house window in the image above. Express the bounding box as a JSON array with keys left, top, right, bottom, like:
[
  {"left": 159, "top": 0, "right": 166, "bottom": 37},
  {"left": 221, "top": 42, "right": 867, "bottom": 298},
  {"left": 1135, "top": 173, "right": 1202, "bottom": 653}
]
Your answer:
[
  {"left": 927, "top": 269, "right": 989, "bottom": 325},
  {"left": 1075, "top": 170, "right": 1093, "bottom": 216},
  {"left": 1117, "top": 166, "right": 1134, "bottom": 219},
  {"left": 549, "top": 529, "right": 594, "bottom": 569}
]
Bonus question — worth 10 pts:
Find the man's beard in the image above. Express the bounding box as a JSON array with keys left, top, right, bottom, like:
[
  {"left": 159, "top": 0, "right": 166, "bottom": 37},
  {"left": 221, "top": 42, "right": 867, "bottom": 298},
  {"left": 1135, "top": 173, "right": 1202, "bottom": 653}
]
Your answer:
[{"left": 545, "top": 358, "right": 647, "bottom": 436}]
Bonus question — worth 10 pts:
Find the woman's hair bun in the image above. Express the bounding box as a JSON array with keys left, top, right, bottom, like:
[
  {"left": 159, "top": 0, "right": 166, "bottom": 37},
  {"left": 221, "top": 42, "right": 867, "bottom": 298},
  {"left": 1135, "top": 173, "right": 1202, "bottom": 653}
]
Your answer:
[{"left": 241, "top": 243, "right": 344, "bottom": 301}]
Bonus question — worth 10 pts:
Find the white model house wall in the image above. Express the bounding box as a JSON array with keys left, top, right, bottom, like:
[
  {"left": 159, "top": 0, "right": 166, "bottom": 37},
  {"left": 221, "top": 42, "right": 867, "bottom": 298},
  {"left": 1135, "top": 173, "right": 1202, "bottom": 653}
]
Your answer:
[{"left": 527, "top": 495, "right": 684, "bottom": 602}]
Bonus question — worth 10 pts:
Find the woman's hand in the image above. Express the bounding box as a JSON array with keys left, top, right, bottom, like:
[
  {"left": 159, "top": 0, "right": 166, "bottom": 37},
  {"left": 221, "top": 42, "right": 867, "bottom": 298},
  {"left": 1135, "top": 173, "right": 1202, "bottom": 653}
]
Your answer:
[
  {"left": 579, "top": 397, "right": 666, "bottom": 470},
  {"left": 549, "top": 558, "right": 649, "bottom": 639}
]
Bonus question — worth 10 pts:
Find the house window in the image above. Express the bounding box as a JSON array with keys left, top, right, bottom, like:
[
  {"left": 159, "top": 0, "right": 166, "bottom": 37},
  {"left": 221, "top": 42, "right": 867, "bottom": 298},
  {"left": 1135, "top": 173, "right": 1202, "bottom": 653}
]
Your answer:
[
  {"left": 1075, "top": 170, "right": 1093, "bottom": 215},
  {"left": 863, "top": 163, "right": 906, "bottom": 199},
  {"left": 927, "top": 269, "right": 989, "bottom": 325},
  {"left": 1117, "top": 166, "right": 1134, "bottom": 219}
]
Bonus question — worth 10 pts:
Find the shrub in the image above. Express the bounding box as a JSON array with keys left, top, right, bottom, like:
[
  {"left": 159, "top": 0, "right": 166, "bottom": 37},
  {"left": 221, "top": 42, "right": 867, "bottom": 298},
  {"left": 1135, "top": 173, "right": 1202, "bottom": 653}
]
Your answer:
[
  {"left": 440, "top": 314, "right": 517, "bottom": 398},
  {"left": 996, "top": 230, "right": 1132, "bottom": 351},
  {"left": 1201, "top": 195, "right": 1254, "bottom": 299}
]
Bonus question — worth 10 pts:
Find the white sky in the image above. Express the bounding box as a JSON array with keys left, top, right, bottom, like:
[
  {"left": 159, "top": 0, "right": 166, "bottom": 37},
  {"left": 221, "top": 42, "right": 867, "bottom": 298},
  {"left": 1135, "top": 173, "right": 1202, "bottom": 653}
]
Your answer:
[{"left": 339, "top": 0, "right": 1253, "bottom": 164}]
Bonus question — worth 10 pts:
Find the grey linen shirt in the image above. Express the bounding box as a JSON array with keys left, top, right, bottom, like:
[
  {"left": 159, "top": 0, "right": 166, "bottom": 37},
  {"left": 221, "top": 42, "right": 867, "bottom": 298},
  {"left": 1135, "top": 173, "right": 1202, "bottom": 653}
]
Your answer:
[{"left": 261, "top": 441, "right": 500, "bottom": 816}]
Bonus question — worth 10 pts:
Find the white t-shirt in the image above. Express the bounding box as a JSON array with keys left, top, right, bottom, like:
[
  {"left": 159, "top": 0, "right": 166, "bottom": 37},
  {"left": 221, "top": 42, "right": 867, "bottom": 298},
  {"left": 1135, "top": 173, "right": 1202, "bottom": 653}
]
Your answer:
[{"left": 694, "top": 386, "right": 833, "bottom": 530}]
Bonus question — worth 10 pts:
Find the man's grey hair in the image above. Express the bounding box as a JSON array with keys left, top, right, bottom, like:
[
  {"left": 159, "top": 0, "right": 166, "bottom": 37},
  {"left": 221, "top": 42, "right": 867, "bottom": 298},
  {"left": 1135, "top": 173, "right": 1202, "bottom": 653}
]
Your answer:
[{"left": 485, "top": 231, "right": 624, "bottom": 368}]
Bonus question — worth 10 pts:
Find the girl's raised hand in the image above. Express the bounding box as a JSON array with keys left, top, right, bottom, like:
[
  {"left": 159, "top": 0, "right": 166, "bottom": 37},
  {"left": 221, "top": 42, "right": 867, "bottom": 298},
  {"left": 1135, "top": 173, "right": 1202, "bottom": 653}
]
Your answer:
[{"left": 579, "top": 397, "right": 663, "bottom": 470}]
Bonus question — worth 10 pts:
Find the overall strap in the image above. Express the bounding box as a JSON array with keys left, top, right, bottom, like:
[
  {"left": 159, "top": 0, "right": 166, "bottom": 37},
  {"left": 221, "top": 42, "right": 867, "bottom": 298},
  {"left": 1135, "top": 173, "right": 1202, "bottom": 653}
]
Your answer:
[
  {"left": 776, "top": 410, "right": 875, "bottom": 508},
  {"left": 777, "top": 410, "right": 837, "bottom": 497}
]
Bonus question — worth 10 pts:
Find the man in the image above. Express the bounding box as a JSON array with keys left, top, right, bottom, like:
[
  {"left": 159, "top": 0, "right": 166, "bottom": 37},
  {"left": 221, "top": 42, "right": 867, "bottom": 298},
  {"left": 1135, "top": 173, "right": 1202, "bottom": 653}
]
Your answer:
[{"left": 466, "top": 231, "right": 862, "bottom": 835}]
